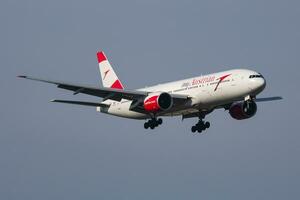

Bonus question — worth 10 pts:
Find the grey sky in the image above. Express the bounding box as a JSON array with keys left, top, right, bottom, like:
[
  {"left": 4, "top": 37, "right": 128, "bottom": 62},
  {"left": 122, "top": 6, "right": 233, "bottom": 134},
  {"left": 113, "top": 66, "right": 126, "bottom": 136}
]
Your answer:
[{"left": 1, "top": 0, "right": 300, "bottom": 199}]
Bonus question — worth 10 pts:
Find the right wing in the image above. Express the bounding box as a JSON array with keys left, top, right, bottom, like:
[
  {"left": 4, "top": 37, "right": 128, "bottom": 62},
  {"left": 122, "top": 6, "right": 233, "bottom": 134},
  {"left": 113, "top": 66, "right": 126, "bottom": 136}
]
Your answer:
[
  {"left": 18, "top": 75, "right": 147, "bottom": 101},
  {"left": 18, "top": 75, "right": 190, "bottom": 113}
]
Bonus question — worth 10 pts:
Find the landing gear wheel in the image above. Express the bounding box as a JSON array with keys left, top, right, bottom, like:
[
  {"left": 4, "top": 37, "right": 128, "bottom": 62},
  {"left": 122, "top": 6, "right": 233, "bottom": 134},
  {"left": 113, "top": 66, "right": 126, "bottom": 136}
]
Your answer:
[
  {"left": 150, "top": 124, "right": 155, "bottom": 129},
  {"left": 191, "top": 126, "right": 197, "bottom": 133},
  {"left": 205, "top": 122, "right": 210, "bottom": 128},
  {"left": 157, "top": 118, "right": 163, "bottom": 125},
  {"left": 191, "top": 117, "right": 211, "bottom": 133},
  {"left": 144, "top": 117, "right": 163, "bottom": 130}
]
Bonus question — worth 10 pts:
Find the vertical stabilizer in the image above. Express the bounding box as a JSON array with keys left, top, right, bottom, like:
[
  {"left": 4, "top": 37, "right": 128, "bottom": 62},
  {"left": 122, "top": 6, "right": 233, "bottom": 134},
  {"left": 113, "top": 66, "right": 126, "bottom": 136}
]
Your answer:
[{"left": 97, "top": 51, "right": 124, "bottom": 90}]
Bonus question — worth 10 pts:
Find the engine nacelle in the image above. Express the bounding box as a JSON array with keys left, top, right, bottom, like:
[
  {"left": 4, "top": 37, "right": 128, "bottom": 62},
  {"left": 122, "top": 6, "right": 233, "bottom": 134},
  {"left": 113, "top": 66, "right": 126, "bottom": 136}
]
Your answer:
[
  {"left": 144, "top": 92, "right": 173, "bottom": 112},
  {"left": 229, "top": 100, "right": 257, "bottom": 120}
]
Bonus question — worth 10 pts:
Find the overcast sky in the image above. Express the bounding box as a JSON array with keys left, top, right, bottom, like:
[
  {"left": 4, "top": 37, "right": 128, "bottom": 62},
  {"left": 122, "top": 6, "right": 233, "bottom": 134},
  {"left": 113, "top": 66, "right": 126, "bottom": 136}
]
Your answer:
[{"left": 1, "top": 0, "right": 300, "bottom": 199}]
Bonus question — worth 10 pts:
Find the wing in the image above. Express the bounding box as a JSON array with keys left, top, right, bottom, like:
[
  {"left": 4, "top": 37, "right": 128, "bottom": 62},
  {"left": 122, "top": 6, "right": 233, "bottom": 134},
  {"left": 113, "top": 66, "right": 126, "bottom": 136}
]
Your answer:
[
  {"left": 51, "top": 99, "right": 110, "bottom": 107},
  {"left": 183, "top": 96, "right": 283, "bottom": 119},
  {"left": 18, "top": 75, "right": 147, "bottom": 101},
  {"left": 18, "top": 75, "right": 190, "bottom": 111},
  {"left": 255, "top": 96, "right": 283, "bottom": 102},
  {"left": 216, "top": 96, "right": 283, "bottom": 111}
]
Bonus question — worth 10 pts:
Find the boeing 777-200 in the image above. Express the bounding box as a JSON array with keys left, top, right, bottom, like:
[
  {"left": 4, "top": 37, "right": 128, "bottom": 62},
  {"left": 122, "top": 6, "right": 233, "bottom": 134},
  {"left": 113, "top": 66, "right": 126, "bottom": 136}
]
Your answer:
[{"left": 18, "top": 51, "right": 282, "bottom": 133}]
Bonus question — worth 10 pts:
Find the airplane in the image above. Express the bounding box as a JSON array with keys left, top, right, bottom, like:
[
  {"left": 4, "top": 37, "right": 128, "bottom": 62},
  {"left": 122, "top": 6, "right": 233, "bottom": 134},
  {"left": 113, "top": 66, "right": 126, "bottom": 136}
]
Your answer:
[{"left": 18, "top": 51, "right": 282, "bottom": 133}]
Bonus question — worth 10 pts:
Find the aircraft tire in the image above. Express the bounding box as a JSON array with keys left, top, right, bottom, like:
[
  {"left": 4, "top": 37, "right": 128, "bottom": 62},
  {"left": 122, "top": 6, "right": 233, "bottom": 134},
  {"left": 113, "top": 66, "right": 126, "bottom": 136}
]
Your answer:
[
  {"left": 144, "top": 122, "right": 149, "bottom": 129},
  {"left": 191, "top": 126, "right": 197, "bottom": 133},
  {"left": 157, "top": 118, "right": 163, "bottom": 125},
  {"left": 205, "top": 122, "right": 210, "bottom": 128}
]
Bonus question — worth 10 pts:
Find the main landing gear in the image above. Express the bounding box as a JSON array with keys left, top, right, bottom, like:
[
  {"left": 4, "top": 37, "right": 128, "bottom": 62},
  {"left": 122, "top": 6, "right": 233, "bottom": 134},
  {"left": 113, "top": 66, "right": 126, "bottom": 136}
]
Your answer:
[
  {"left": 191, "top": 119, "right": 210, "bottom": 133},
  {"left": 144, "top": 118, "right": 163, "bottom": 129}
]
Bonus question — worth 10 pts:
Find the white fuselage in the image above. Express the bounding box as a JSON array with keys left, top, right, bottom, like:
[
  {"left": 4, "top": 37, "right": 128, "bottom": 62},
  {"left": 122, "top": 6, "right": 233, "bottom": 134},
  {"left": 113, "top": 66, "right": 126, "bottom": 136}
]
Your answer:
[{"left": 98, "top": 69, "right": 266, "bottom": 119}]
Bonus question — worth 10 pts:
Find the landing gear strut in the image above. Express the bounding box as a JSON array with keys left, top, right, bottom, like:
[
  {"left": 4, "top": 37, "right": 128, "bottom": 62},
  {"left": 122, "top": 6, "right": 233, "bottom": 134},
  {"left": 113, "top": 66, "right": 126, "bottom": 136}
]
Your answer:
[
  {"left": 191, "top": 118, "right": 210, "bottom": 133},
  {"left": 144, "top": 118, "right": 163, "bottom": 129}
]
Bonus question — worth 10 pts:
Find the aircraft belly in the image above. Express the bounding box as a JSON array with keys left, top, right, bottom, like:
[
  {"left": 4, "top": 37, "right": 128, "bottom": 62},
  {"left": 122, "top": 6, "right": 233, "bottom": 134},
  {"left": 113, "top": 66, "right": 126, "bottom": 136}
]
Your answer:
[{"left": 105, "top": 101, "right": 148, "bottom": 119}]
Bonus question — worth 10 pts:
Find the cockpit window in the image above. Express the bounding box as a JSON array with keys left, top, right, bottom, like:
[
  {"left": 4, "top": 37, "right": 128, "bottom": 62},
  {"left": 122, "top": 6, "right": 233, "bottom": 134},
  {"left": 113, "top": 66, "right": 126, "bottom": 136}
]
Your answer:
[{"left": 249, "top": 74, "right": 264, "bottom": 79}]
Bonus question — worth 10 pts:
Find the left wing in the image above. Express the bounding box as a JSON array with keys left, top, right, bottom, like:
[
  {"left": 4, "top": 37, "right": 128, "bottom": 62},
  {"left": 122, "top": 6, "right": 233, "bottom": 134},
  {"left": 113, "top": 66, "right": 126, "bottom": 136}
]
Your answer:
[
  {"left": 255, "top": 96, "right": 283, "bottom": 102},
  {"left": 183, "top": 96, "right": 283, "bottom": 119}
]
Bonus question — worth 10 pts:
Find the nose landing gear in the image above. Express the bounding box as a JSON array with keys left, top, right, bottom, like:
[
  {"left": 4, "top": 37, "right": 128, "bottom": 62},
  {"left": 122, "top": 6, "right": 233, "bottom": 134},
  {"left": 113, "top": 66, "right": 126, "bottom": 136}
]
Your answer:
[
  {"left": 191, "top": 119, "right": 210, "bottom": 133},
  {"left": 144, "top": 118, "right": 163, "bottom": 129}
]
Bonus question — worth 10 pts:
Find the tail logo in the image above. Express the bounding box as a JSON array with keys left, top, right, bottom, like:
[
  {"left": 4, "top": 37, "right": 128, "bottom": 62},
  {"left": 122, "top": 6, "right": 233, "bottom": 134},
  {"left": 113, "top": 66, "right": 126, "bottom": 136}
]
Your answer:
[{"left": 103, "top": 69, "right": 110, "bottom": 80}]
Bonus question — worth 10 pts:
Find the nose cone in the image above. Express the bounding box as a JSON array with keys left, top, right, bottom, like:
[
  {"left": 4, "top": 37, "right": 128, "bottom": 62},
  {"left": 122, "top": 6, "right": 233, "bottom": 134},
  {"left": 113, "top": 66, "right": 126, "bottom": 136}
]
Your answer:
[
  {"left": 259, "top": 77, "right": 266, "bottom": 89},
  {"left": 253, "top": 77, "right": 266, "bottom": 93}
]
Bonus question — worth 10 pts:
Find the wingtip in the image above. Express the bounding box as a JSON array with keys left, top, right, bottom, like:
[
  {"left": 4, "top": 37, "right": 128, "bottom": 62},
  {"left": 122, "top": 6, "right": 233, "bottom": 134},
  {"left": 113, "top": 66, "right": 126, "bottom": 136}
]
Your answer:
[{"left": 274, "top": 96, "right": 283, "bottom": 100}]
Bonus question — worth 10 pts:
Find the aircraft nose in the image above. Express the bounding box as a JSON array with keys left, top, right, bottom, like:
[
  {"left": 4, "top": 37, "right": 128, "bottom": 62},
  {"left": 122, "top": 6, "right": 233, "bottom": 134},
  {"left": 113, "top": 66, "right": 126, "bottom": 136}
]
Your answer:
[
  {"left": 248, "top": 73, "right": 266, "bottom": 93},
  {"left": 255, "top": 77, "right": 266, "bottom": 91}
]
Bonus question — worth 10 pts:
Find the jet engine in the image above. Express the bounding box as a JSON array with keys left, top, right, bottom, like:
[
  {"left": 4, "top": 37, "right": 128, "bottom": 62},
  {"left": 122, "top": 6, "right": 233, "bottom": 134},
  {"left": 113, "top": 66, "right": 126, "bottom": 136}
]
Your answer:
[
  {"left": 144, "top": 92, "right": 173, "bottom": 112},
  {"left": 229, "top": 100, "right": 257, "bottom": 120}
]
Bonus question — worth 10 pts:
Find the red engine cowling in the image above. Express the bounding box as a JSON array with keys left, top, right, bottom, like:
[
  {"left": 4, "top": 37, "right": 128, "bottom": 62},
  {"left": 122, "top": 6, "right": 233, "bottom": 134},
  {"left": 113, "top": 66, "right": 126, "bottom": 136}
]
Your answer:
[
  {"left": 229, "top": 100, "right": 257, "bottom": 120},
  {"left": 144, "top": 92, "right": 173, "bottom": 112}
]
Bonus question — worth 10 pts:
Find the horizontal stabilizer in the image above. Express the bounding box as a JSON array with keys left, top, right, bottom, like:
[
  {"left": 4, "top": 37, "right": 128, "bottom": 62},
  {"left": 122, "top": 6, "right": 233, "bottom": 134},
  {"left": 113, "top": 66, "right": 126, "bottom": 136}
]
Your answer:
[
  {"left": 255, "top": 96, "right": 283, "bottom": 102},
  {"left": 51, "top": 99, "right": 110, "bottom": 107}
]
